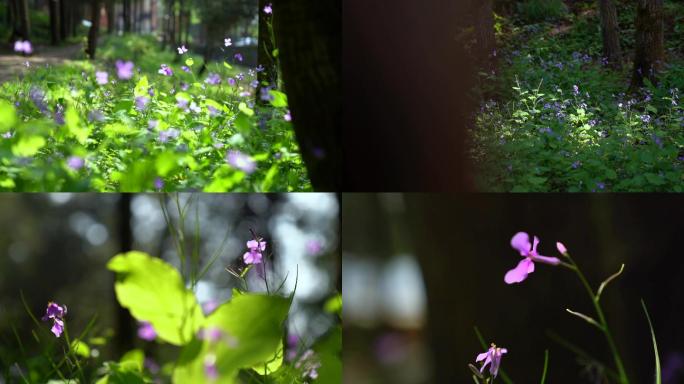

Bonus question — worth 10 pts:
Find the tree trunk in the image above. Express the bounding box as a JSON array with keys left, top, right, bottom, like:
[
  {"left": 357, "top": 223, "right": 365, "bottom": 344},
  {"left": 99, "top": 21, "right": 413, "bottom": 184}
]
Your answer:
[
  {"left": 599, "top": 0, "right": 622, "bottom": 67},
  {"left": 256, "top": 0, "right": 277, "bottom": 106},
  {"left": 473, "top": 0, "right": 496, "bottom": 72},
  {"left": 123, "top": 0, "right": 131, "bottom": 32},
  {"left": 86, "top": 0, "right": 101, "bottom": 59},
  {"left": 105, "top": 0, "right": 114, "bottom": 34},
  {"left": 17, "top": 0, "right": 30, "bottom": 40},
  {"left": 273, "top": 0, "right": 341, "bottom": 191},
  {"left": 115, "top": 194, "right": 134, "bottom": 357},
  {"left": 59, "top": 0, "right": 68, "bottom": 40},
  {"left": 48, "top": 0, "right": 61, "bottom": 45},
  {"left": 631, "top": 0, "right": 664, "bottom": 88}
]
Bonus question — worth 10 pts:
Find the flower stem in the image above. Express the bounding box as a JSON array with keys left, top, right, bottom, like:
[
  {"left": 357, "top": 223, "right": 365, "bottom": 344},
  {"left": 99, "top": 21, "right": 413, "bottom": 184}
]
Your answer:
[{"left": 566, "top": 253, "right": 629, "bottom": 384}]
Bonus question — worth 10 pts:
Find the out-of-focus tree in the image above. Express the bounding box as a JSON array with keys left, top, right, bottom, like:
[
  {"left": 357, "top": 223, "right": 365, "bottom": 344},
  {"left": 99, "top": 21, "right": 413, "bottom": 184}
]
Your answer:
[
  {"left": 599, "top": 0, "right": 622, "bottom": 67},
  {"left": 631, "top": 0, "right": 664, "bottom": 88}
]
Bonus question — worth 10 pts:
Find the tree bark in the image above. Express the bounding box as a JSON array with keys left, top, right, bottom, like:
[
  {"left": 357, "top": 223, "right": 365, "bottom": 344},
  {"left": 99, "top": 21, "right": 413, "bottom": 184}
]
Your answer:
[
  {"left": 123, "top": 0, "right": 131, "bottom": 32},
  {"left": 105, "top": 0, "right": 114, "bottom": 33},
  {"left": 48, "top": 0, "right": 61, "bottom": 45},
  {"left": 599, "top": 0, "right": 622, "bottom": 67},
  {"left": 59, "top": 0, "right": 68, "bottom": 40},
  {"left": 86, "top": 0, "right": 101, "bottom": 59},
  {"left": 631, "top": 0, "right": 664, "bottom": 88},
  {"left": 17, "top": 0, "right": 30, "bottom": 40},
  {"left": 256, "top": 0, "right": 277, "bottom": 106},
  {"left": 273, "top": 0, "right": 341, "bottom": 191},
  {"left": 473, "top": 0, "right": 496, "bottom": 72},
  {"left": 115, "top": 194, "right": 134, "bottom": 357}
]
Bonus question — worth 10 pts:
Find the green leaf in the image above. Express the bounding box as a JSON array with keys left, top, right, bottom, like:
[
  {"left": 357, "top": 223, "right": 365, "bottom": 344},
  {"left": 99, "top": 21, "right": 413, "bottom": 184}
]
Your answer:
[
  {"left": 185, "top": 58, "right": 194, "bottom": 67},
  {"left": 119, "top": 349, "right": 144, "bottom": 371},
  {"left": 173, "top": 293, "right": 292, "bottom": 383},
  {"left": 251, "top": 342, "right": 284, "bottom": 375},
  {"left": 324, "top": 293, "right": 342, "bottom": 315},
  {"left": 12, "top": 135, "right": 46, "bottom": 157},
  {"left": 313, "top": 326, "right": 342, "bottom": 384},
  {"left": 65, "top": 107, "right": 89, "bottom": 145},
  {"left": 155, "top": 152, "right": 178, "bottom": 176},
  {"left": 268, "top": 90, "right": 288, "bottom": 108},
  {"left": 238, "top": 102, "right": 254, "bottom": 117},
  {"left": 0, "top": 100, "right": 17, "bottom": 132},
  {"left": 107, "top": 251, "right": 205, "bottom": 345},
  {"left": 71, "top": 339, "right": 90, "bottom": 358},
  {"left": 641, "top": 299, "right": 661, "bottom": 384},
  {"left": 133, "top": 76, "right": 149, "bottom": 98},
  {"left": 223, "top": 61, "right": 233, "bottom": 70},
  {"left": 596, "top": 264, "right": 624, "bottom": 301},
  {"left": 234, "top": 112, "right": 253, "bottom": 135}
]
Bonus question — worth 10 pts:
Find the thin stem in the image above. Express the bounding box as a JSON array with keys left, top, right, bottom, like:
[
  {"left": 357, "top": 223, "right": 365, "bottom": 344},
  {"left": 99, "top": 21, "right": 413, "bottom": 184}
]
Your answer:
[{"left": 565, "top": 253, "right": 629, "bottom": 384}]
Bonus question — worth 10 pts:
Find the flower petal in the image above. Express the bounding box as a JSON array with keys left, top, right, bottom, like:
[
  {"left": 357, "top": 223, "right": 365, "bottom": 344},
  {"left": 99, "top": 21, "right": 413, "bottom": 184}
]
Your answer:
[
  {"left": 504, "top": 258, "right": 534, "bottom": 284},
  {"left": 531, "top": 254, "right": 561, "bottom": 265},
  {"left": 510, "top": 232, "right": 531, "bottom": 256},
  {"left": 476, "top": 352, "right": 488, "bottom": 362},
  {"left": 532, "top": 236, "right": 540, "bottom": 254},
  {"left": 556, "top": 242, "right": 567, "bottom": 255}
]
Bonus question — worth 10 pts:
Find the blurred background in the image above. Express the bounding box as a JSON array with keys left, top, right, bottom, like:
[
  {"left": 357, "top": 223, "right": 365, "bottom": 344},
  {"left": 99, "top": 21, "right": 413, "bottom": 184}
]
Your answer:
[
  {"left": 343, "top": 194, "right": 684, "bottom": 384},
  {"left": 0, "top": 193, "right": 340, "bottom": 376}
]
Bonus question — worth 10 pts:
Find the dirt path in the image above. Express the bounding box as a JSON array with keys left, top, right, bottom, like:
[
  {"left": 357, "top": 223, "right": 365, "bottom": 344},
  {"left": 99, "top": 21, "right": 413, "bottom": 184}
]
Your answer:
[{"left": 0, "top": 43, "right": 83, "bottom": 83}]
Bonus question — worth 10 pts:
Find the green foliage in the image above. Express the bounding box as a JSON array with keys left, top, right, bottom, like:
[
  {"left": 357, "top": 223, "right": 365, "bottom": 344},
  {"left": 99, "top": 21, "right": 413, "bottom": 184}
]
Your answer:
[
  {"left": 517, "top": 0, "right": 568, "bottom": 23},
  {"left": 0, "top": 36, "right": 310, "bottom": 191},
  {"left": 107, "top": 251, "right": 205, "bottom": 345}
]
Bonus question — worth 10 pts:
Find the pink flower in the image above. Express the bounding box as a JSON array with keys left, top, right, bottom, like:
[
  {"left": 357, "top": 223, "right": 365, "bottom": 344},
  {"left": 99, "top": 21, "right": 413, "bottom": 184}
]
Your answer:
[
  {"left": 158, "top": 64, "right": 173, "bottom": 76},
  {"left": 137, "top": 321, "right": 157, "bottom": 341},
  {"left": 42, "top": 302, "right": 67, "bottom": 337},
  {"left": 115, "top": 60, "right": 134, "bottom": 80},
  {"left": 504, "top": 232, "right": 561, "bottom": 284},
  {"left": 243, "top": 238, "right": 266, "bottom": 265},
  {"left": 263, "top": 3, "right": 272, "bottom": 14},
  {"left": 177, "top": 45, "right": 188, "bottom": 54},
  {"left": 14, "top": 40, "right": 32, "bottom": 54},
  {"left": 557, "top": 242, "right": 568, "bottom": 255},
  {"left": 475, "top": 344, "right": 508, "bottom": 378},
  {"left": 95, "top": 71, "right": 109, "bottom": 85}
]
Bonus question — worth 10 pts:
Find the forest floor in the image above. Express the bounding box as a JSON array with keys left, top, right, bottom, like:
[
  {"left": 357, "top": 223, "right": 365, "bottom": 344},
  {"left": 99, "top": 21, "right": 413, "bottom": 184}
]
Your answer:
[
  {"left": 0, "top": 43, "right": 83, "bottom": 82},
  {"left": 470, "top": 0, "right": 684, "bottom": 192}
]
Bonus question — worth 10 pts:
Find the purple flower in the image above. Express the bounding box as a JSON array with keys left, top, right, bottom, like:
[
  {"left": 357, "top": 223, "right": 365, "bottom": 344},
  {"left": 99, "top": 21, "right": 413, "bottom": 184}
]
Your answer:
[
  {"left": 250, "top": 80, "right": 259, "bottom": 89},
  {"left": 41, "top": 302, "right": 67, "bottom": 338},
  {"left": 284, "top": 110, "right": 292, "bottom": 122},
  {"left": 138, "top": 321, "right": 157, "bottom": 341},
  {"left": 198, "top": 327, "right": 224, "bottom": 342},
  {"left": 144, "top": 357, "right": 160, "bottom": 374},
  {"left": 177, "top": 97, "right": 189, "bottom": 110},
  {"left": 207, "top": 105, "right": 220, "bottom": 116},
  {"left": 243, "top": 237, "right": 266, "bottom": 265},
  {"left": 226, "top": 150, "right": 256, "bottom": 174},
  {"left": 641, "top": 114, "right": 651, "bottom": 124},
  {"left": 287, "top": 334, "right": 299, "bottom": 361},
  {"left": 14, "top": 40, "right": 32, "bottom": 54},
  {"left": 158, "top": 128, "right": 180, "bottom": 143},
  {"left": 88, "top": 109, "right": 105, "bottom": 122},
  {"left": 148, "top": 119, "right": 158, "bottom": 130},
  {"left": 154, "top": 177, "right": 164, "bottom": 190},
  {"left": 202, "top": 300, "right": 219, "bottom": 315},
  {"left": 224, "top": 38, "right": 232, "bottom": 47},
  {"left": 306, "top": 239, "right": 322, "bottom": 255},
  {"left": 205, "top": 73, "right": 221, "bottom": 85},
  {"left": 204, "top": 354, "right": 218, "bottom": 380},
  {"left": 2, "top": 131, "right": 13, "bottom": 139},
  {"left": 235, "top": 73, "right": 244, "bottom": 81},
  {"left": 177, "top": 45, "right": 188, "bottom": 55},
  {"left": 255, "top": 65, "right": 265, "bottom": 72},
  {"left": 158, "top": 64, "right": 173, "bottom": 76},
  {"left": 596, "top": 182, "right": 606, "bottom": 190},
  {"left": 67, "top": 156, "right": 84, "bottom": 170},
  {"left": 264, "top": 3, "right": 272, "bottom": 14},
  {"left": 115, "top": 60, "right": 134, "bottom": 80},
  {"left": 571, "top": 160, "right": 581, "bottom": 169},
  {"left": 95, "top": 71, "right": 109, "bottom": 85},
  {"left": 260, "top": 87, "right": 274, "bottom": 101},
  {"left": 556, "top": 242, "right": 568, "bottom": 255},
  {"left": 572, "top": 85, "right": 579, "bottom": 96},
  {"left": 227, "top": 78, "right": 236, "bottom": 86},
  {"left": 475, "top": 344, "right": 508, "bottom": 378},
  {"left": 181, "top": 65, "right": 191, "bottom": 73},
  {"left": 135, "top": 96, "right": 149, "bottom": 111},
  {"left": 504, "top": 232, "right": 561, "bottom": 284},
  {"left": 234, "top": 53, "right": 243, "bottom": 62}
]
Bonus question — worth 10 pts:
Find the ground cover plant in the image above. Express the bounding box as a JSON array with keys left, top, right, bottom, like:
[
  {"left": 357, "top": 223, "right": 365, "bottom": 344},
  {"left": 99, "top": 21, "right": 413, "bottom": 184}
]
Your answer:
[
  {"left": 0, "top": 194, "right": 341, "bottom": 383},
  {"left": 469, "top": 0, "right": 684, "bottom": 191},
  {"left": 0, "top": 3, "right": 310, "bottom": 191},
  {"left": 468, "top": 232, "right": 660, "bottom": 383}
]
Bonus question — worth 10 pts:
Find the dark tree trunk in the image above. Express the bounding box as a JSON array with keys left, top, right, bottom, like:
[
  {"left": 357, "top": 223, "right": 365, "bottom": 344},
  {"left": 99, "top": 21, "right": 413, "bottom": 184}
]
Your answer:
[
  {"left": 256, "top": 0, "right": 277, "bottom": 106},
  {"left": 105, "top": 0, "right": 114, "bottom": 34},
  {"left": 48, "top": 0, "right": 61, "bottom": 45},
  {"left": 273, "top": 0, "right": 341, "bottom": 191},
  {"left": 17, "top": 0, "right": 30, "bottom": 40},
  {"left": 473, "top": 0, "right": 496, "bottom": 72},
  {"left": 599, "top": 0, "right": 622, "bottom": 67},
  {"left": 115, "top": 194, "right": 134, "bottom": 357},
  {"left": 59, "top": 0, "right": 68, "bottom": 40},
  {"left": 123, "top": 0, "right": 131, "bottom": 32},
  {"left": 631, "top": 0, "right": 664, "bottom": 88},
  {"left": 86, "top": 0, "right": 101, "bottom": 59}
]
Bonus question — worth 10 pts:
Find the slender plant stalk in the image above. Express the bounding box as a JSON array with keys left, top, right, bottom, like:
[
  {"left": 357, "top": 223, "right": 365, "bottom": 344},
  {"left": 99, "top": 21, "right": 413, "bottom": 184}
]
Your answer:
[
  {"left": 540, "top": 350, "right": 549, "bottom": 384},
  {"left": 564, "top": 253, "right": 629, "bottom": 384}
]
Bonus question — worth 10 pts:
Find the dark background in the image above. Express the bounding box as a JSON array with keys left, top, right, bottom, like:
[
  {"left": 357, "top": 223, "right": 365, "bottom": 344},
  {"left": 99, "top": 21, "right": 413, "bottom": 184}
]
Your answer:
[
  {"left": 343, "top": 194, "right": 684, "bottom": 383},
  {"left": 0, "top": 193, "right": 340, "bottom": 376}
]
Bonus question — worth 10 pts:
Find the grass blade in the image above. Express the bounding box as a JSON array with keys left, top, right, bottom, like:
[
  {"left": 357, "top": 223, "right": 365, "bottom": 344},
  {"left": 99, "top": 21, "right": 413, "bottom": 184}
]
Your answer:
[
  {"left": 641, "top": 299, "right": 661, "bottom": 384},
  {"left": 540, "top": 350, "right": 549, "bottom": 384}
]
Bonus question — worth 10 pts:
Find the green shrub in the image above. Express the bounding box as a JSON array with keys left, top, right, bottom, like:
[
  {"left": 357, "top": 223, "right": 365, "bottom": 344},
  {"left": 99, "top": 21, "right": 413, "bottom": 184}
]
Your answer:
[{"left": 517, "top": 0, "right": 568, "bottom": 23}]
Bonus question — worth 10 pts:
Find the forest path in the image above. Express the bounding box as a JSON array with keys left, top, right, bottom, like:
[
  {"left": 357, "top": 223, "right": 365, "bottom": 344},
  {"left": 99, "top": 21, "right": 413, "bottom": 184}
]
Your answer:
[{"left": 0, "top": 43, "right": 84, "bottom": 83}]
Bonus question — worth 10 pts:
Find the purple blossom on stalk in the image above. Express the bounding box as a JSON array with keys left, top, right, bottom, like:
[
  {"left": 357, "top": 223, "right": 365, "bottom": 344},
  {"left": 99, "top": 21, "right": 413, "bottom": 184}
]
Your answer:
[
  {"left": 255, "top": 64, "right": 265, "bottom": 72},
  {"left": 284, "top": 110, "right": 292, "bottom": 122},
  {"left": 14, "top": 40, "right": 33, "bottom": 54},
  {"left": 234, "top": 53, "right": 243, "bottom": 62},
  {"left": 260, "top": 87, "right": 274, "bottom": 101},
  {"left": 154, "top": 177, "right": 164, "bottom": 190},
  {"left": 263, "top": 3, "right": 272, "bottom": 14},
  {"left": 306, "top": 239, "right": 322, "bottom": 255},
  {"left": 205, "top": 73, "right": 221, "bottom": 85},
  {"left": 286, "top": 334, "right": 299, "bottom": 361},
  {"left": 158, "top": 128, "right": 180, "bottom": 143},
  {"left": 67, "top": 156, "right": 84, "bottom": 170},
  {"left": 504, "top": 232, "right": 561, "bottom": 284},
  {"left": 250, "top": 80, "right": 259, "bottom": 89},
  {"left": 41, "top": 302, "right": 67, "bottom": 338},
  {"left": 158, "top": 64, "right": 173, "bottom": 76},
  {"left": 115, "top": 60, "right": 134, "bottom": 80},
  {"left": 181, "top": 65, "right": 191, "bottom": 73},
  {"left": 295, "top": 350, "right": 321, "bottom": 380},
  {"left": 95, "top": 71, "right": 109, "bottom": 85},
  {"left": 572, "top": 85, "right": 579, "bottom": 96},
  {"left": 177, "top": 45, "right": 188, "bottom": 54},
  {"left": 135, "top": 96, "right": 149, "bottom": 111},
  {"left": 475, "top": 344, "right": 508, "bottom": 378},
  {"left": 235, "top": 73, "right": 244, "bottom": 81},
  {"left": 202, "top": 300, "right": 219, "bottom": 315},
  {"left": 571, "top": 160, "right": 581, "bottom": 169},
  {"left": 243, "top": 237, "right": 266, "bottom": 265},
  {"left": 137, "top": 321, "right": 157, "bottom": 341},
  {"left": 226, "top": 150, "right": 256, "bottom": 174},
  {"left": 204, "top": 354, "right": 218, "bottom": 380}
]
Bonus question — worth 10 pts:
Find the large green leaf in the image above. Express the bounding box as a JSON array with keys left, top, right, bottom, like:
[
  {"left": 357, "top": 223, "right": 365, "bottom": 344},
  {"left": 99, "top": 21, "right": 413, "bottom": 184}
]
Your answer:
[
  {"left": 313, "top": 326, "right": 342, "bottom": 384},
  {"left": 65, "top": 106, "right": 89, "bottom": 144},
  {"left": 0, "top": 100, "right": 17, "bottom": 132},
  {"left": 12, "top": 135, "right": 46, "bottom": 157},
  {"left": 173, "top": 293, "right": 291, "bottom": 383},
  {"left": 107, "top": 251, "right": 204, "bottom": 345}
]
